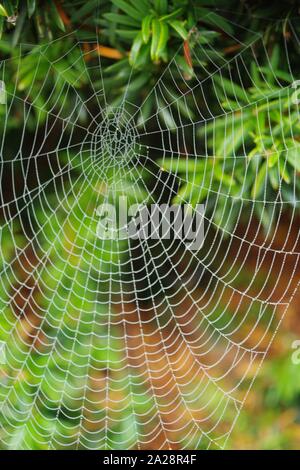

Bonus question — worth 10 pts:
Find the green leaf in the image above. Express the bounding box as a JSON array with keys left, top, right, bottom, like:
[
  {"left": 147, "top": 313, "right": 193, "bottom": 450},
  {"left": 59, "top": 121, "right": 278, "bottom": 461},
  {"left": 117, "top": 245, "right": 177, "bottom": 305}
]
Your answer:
[
  {"left": 286, "top": 146, "right": 300, "bottom": 172},
  {"left": 114, "top": 29, "right": 140, "bottom": 39},
  {"left": 122, "top": 70, "right": 151, "bottom": 92},
  {"left": 111, "top": 0, "right": 142, "bottom": 21},
  {"left": 270, "top": 44, "right": 280, "bottom": 71},
  {"left": 269, "top": 166, "right": 280, "bottom": 190},
  {"left": 195, "top": 9, "right": 234, "bottom": 35},
  {"left": 160, "top": 8, "right": 182, "bottom": 22},
  {"left": 176, "top": 56, "right": 193, "bottom": 79},
  {"left": 154, "top": 0, "right": 168, "bottom": 15},
  {"left": 103, "top": 12, "right": 139, "bottom": 27},
  {"left": 159, "top": 100, "right": 176, "bottom": 128},
  {"left": 104, "top": 58, "right": 128, "bottom": 74},
  {"left": 0, "top": 16, "right": 3, "bottom": 38},
  {"left": 217, "top": 124, "right": 247, "bottom": 157},
  {"left": 251, "top": 162, "right": 267, "bottom": 199},
  {"left": 70, "top": 0, "right": 100, "bottom": 22},
  {"left": 142, "top": 14, "right": 153, "bottom": 44},
  {"left": 279, "top": 159, "right": 290, "bottom": 184},
  {"left": 169, "top": 20, "right": 189, "bottom": 40},
  {"left": 258, "top": 67, "right": 292, "bottom": 83},
  {"left": 138, "top": 98, "right": 153, "bottom": 126},
  {"left": 27, "top": 0, "right": 36, "bottom": 18},
  {"left": 49, "top": 2, "right": 66, "bottom": 32},
  {"left": 129, "top": 0, "right": 150, "bottom": 15},
  {"left": 151, "top": 18, "right": 160, "bottom": 61},
  {"left": 267, "top": 150, "right": 279, "bottom": 168},
  {"left": 156, "top": 21, "right": 168, "bottom": 61},
  {"left": 213, "top": 75, "right": 250, "bottom": 103},
  {"left": 251, "top": 60, "right": 261, "bottom": 87},
  {"left": 215, "top": 167, "right": 236, "bottom": 187},
  {"left": 129, "top": 32, "right": 143, "bottom": 66},
  {"left": 0, "top": 4, "right": 8, "bottom": 17},
  {"left": 12, "top": 6, "right": 27, "bottom": 47},
  {"left": 2, "top": 0, "right": 13, "bottom": 16}
]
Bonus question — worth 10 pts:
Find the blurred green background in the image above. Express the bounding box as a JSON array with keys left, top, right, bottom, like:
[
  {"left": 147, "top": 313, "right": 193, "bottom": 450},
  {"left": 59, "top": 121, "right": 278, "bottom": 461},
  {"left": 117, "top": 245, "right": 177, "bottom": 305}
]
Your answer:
[{"left": 0, "top": 0, "right": 300, "bottom": 450}]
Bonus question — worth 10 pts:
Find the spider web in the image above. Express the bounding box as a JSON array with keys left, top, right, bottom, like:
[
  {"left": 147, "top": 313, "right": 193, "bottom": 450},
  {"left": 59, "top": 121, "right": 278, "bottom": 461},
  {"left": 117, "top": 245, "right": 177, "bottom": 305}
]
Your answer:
[{"left": 0, "top": 12, "right": 299, "bottom": 450}]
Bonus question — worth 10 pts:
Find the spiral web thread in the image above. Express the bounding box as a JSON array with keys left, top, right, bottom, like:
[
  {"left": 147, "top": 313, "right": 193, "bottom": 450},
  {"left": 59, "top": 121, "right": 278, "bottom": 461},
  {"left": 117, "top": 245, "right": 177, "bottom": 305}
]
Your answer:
[{"left": 0, "top": 13, "right": 300, "bottom": 450}]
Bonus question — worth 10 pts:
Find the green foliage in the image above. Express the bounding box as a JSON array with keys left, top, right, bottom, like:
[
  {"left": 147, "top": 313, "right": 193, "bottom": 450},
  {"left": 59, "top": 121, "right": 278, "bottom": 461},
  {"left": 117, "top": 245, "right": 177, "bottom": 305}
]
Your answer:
[{"left": 0, "top": 0, "right": 300, "bottom": 450}]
